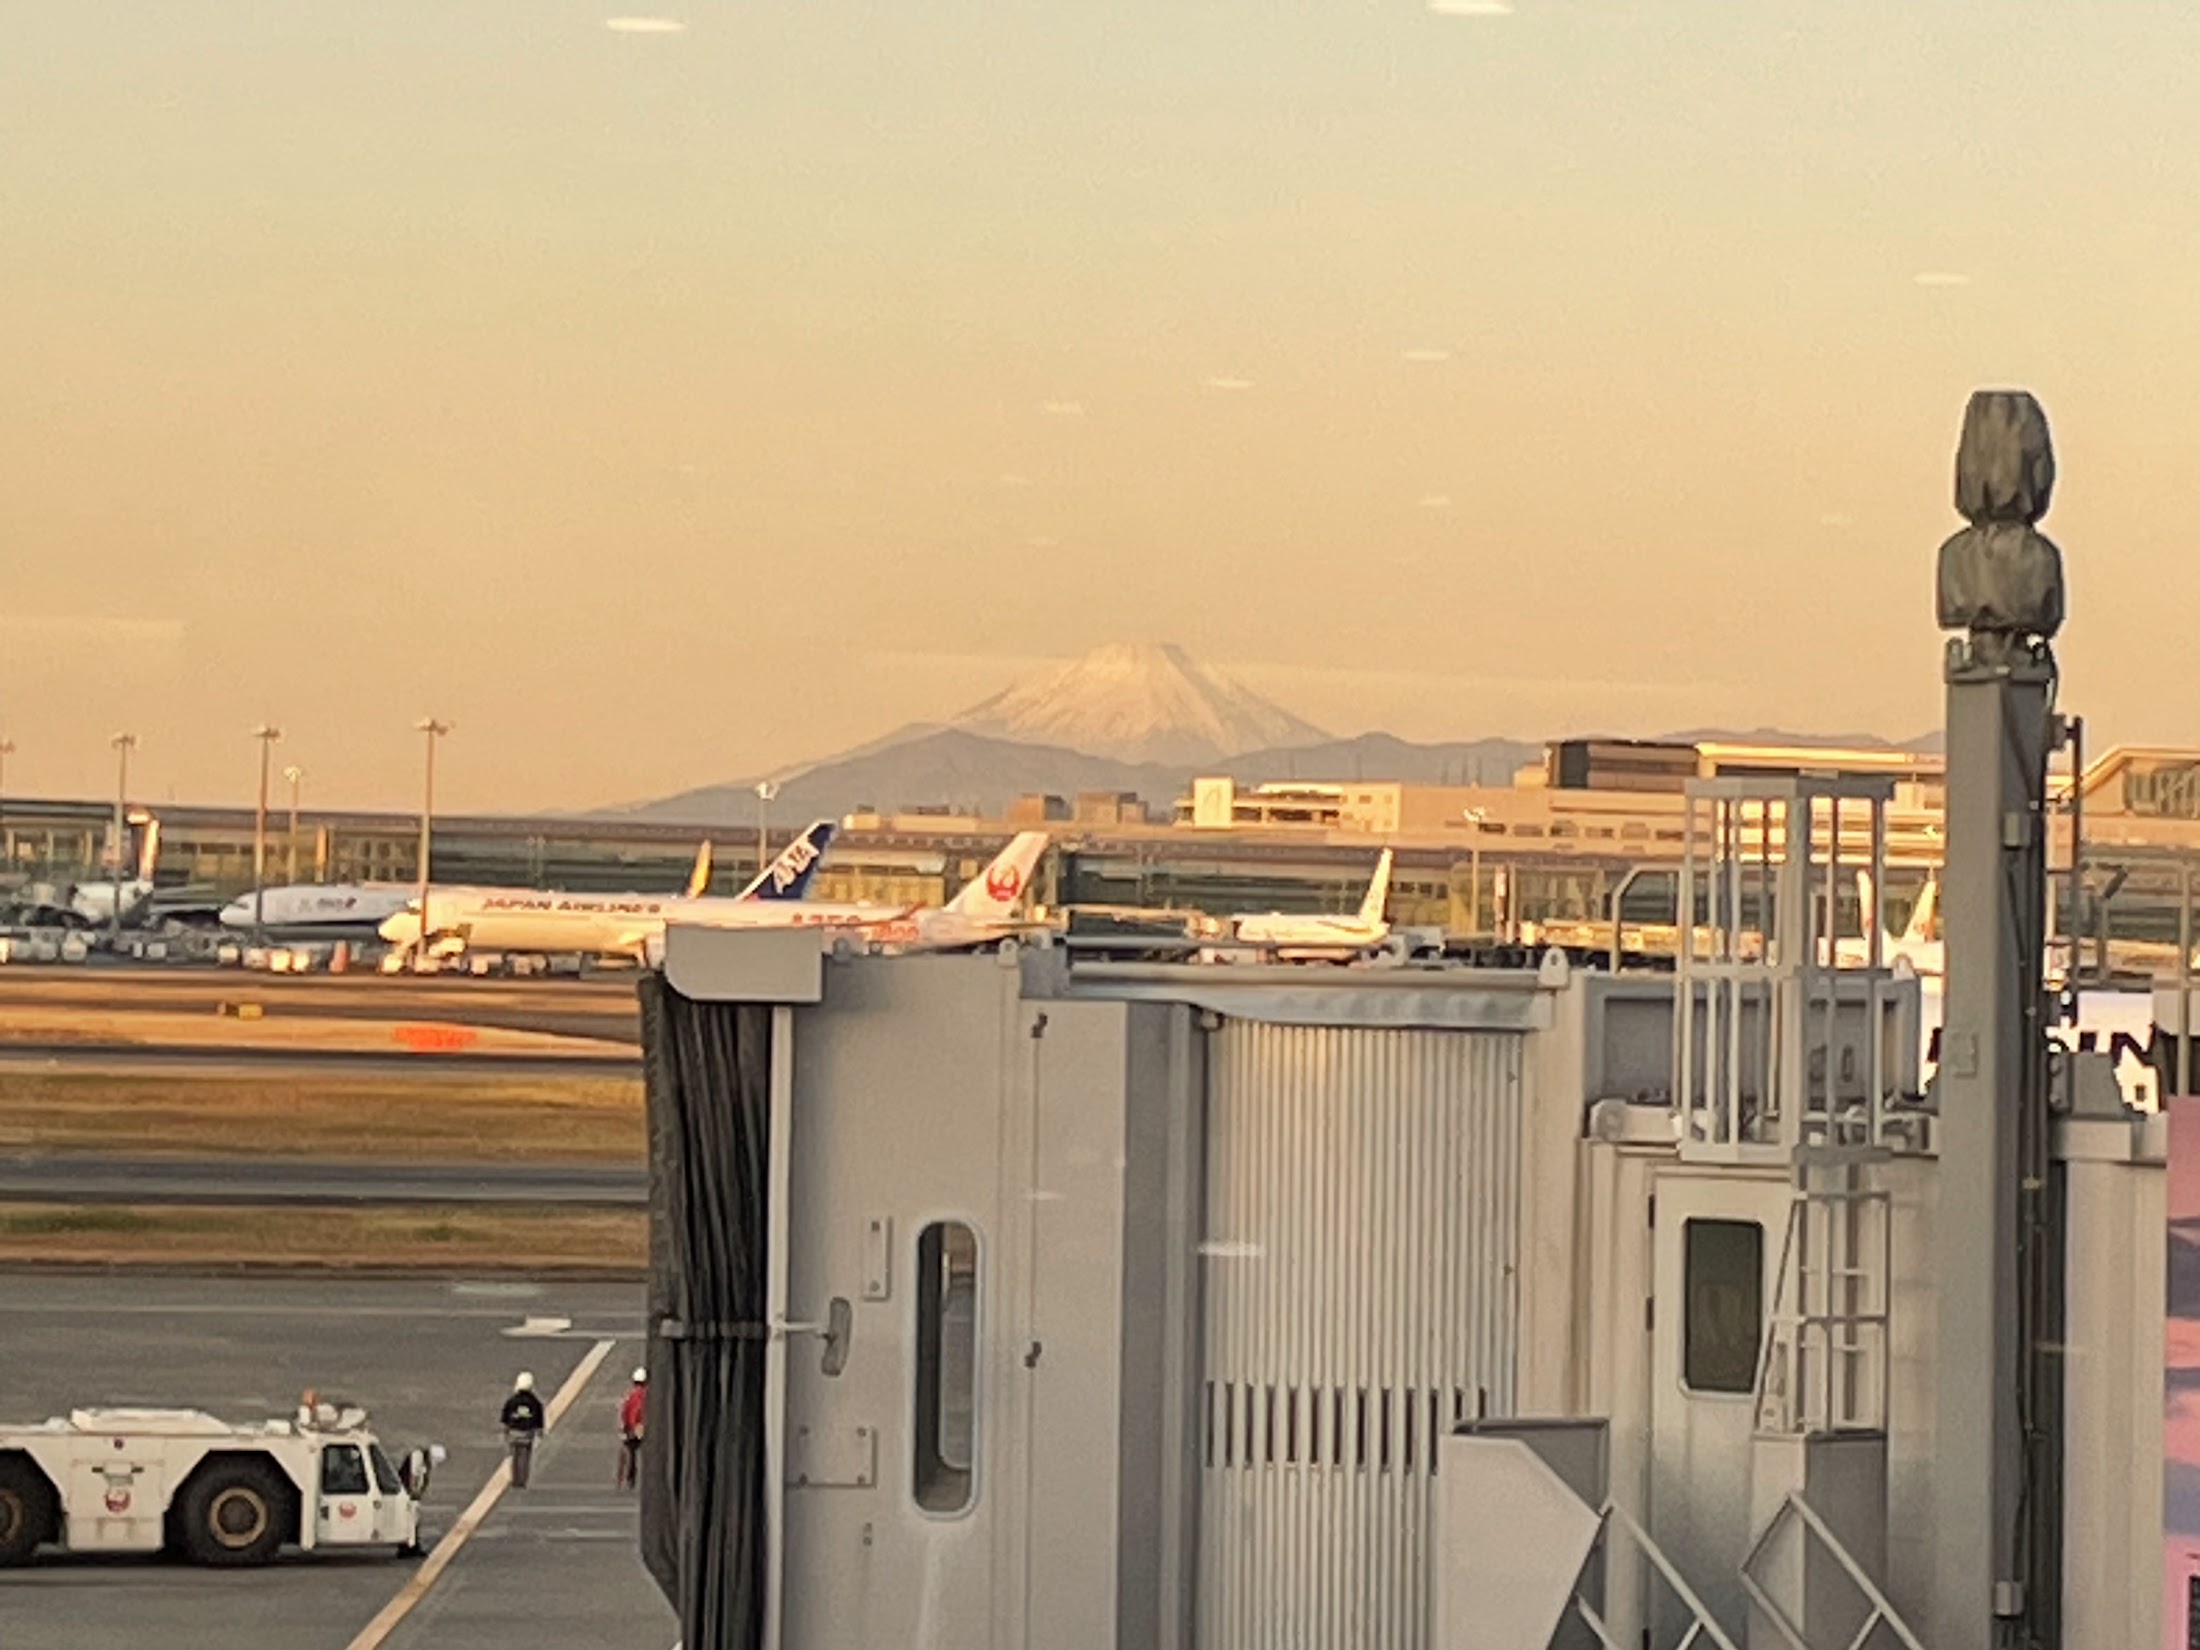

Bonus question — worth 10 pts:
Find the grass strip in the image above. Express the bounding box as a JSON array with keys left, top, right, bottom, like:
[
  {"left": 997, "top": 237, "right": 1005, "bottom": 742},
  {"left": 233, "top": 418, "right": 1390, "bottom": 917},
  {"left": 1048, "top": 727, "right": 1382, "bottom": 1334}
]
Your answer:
[
  {"left": 0, "top": 1201, "right": 646, "bottom": 1273},
  {"left": 0, "top": 1071, "right": 643, "bottom": 1164}
]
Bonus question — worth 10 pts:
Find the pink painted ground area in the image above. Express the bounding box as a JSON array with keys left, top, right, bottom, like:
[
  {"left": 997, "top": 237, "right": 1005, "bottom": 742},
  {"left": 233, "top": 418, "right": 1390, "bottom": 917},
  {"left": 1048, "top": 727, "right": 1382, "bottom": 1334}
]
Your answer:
[
  {"left": 2166, "top": 1539, "right": 2200, "bottom": 1650},
  {"left": 2174, "top": 1096, "right": 2200, "bottom": 1223},
  {"left": 2167, "top": 1099, "right": 2200, "bottom": 1646}
]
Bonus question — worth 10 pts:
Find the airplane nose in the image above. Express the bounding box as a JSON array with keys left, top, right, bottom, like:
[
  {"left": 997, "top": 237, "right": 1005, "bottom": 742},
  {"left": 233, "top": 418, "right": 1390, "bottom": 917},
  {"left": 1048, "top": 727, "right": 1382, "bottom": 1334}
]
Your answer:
[{"left": 219, "top": 903, "right": 252, "bottom": 930}]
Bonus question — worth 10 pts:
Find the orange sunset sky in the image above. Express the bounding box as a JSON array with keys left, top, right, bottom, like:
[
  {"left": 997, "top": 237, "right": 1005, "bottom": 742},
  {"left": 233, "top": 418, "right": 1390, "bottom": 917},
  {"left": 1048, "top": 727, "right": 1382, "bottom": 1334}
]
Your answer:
[{"left": 9, "top": 3, "right": 2200, "bottom": 811}]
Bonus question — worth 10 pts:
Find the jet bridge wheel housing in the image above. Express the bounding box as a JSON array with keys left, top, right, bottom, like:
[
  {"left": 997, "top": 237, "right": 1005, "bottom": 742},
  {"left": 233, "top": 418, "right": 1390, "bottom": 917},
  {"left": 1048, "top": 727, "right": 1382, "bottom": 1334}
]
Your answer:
[
  {"left": 174, "top": 1454, "right": 295, "bottom": 1567},
  {"left": 0, "top": 1452, "right": 60, "bottom": 1564}
]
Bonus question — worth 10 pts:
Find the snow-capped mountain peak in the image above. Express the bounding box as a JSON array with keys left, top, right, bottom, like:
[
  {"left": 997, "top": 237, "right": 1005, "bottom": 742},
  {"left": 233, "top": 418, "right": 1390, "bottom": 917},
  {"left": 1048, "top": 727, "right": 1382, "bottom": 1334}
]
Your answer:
[{"left": 954, "top": 642, "right": 1326, "bottom": 766}]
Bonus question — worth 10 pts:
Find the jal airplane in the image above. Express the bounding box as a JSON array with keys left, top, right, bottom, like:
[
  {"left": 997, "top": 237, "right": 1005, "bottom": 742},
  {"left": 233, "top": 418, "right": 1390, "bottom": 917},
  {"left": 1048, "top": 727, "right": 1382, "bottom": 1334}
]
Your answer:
[
  {"left": 1228, "top": 849, "right": 1394, "bottom": 959},
  {"left": 380, "top": 830, "right": 1051, "bottom": 965},
  {"left": 1833, "top": 870, "right": 1941, "bottom": 976},
  {"left": 225, "top": 831, "right": 793, "bottom": 939}
]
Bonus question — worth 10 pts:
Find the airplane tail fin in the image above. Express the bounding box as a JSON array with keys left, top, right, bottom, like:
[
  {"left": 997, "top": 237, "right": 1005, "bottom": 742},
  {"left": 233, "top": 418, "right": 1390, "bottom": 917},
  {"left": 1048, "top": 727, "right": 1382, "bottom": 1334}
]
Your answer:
[
  {"left": 736, "top": 820, "right": 836, "bottom": 902},
  {"left": 944, "top": 832, "right": 1050, "bottom": 921},
  {"left": 1856, "top": 866, "right": 1937, "bottom": 949},
  {"left": 1357, "top": 849, "right": 1394, "bottom": 927},
  {"left": 684, "top": 841, "right": 713, "bottom": 899},
  {"left": 1856, "top": 867, "right": 1882, "bottom": 947},
  {"left": 136, "top": 817, "right": 161, "bottom": 884},
  {"left": 1904, "top": 875, "right": 1938, "bottom": 946}
]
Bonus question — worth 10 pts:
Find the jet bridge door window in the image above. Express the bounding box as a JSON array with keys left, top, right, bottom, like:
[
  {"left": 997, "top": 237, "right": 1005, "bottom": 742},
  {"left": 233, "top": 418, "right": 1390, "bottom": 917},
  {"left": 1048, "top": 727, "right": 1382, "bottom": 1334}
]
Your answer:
[
  {"left": 1682, "top": 1218, "right": 1764, "bottom": 1395},
  {"left": 912, "top": 1219, "right": 979, "bottom": 1515}
]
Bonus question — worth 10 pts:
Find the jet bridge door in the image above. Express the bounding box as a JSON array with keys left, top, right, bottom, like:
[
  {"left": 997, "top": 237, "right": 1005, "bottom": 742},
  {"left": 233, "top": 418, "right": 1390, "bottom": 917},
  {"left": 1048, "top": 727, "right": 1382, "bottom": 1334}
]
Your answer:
[
  {"left": 1647, "top": 1168, "right": 1788, "bottom": 1644},
  {"left": 774, "top": 961, "right": 1144, "bottom": 1650}
]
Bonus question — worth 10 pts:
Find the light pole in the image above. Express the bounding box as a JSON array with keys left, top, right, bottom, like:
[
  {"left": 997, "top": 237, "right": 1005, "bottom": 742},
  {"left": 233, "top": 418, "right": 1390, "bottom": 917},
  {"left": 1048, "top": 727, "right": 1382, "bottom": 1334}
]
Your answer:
[
  {"left": 0, "top": 737, "right": 13, "bottom": 869},
  {"left": 110, "top": 732, "right": 137, "bottom": 943},
  {"left": 250, "top": 725, "right": 281, "bottom": 931},
  {"left": 755, "top": 781, "right": 779, "bottom": 882},
  {"left": 283, "top": 765, "right": 304, "bottom": 883},
  {"left": 1461, "top": 807, "right": 1489, "bottom": 936},
  {"left": 415, "top": 719, "right": 452, "bottom": 967}
]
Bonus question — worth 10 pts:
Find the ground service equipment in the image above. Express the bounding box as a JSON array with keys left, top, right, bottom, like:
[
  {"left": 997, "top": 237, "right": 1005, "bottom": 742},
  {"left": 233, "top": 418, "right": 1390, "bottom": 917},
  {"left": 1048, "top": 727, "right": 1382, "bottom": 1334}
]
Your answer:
[{"left": 0, "top": 1398, "right": 443, "bottom": 1567}]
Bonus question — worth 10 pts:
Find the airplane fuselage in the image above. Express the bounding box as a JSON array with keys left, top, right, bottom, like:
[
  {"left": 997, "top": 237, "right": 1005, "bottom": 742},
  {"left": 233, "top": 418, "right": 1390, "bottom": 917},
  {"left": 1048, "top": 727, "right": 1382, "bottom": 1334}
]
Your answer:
[
  {"left": 70, "top": 879, "right": 154, "bottom": 926},
  {"left": 1228, "top": 914, "right": 1390, "bottom": 960},
  {"left": 220, "top": 884, "right": 418, "bottom": 935},
  {"left": 389, "top": 891, "right": 1015, "bottom": 961}
]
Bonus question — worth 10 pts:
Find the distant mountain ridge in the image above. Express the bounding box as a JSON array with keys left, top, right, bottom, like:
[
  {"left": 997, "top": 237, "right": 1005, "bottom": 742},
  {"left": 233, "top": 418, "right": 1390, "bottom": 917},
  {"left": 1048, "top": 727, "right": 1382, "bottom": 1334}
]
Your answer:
[
  {"left": 613, "top": 643, "right": 1937, "bottom": 826},
  {"left": 632, "top": 729, "right": 1191, "bottom": 826},
  {"left": 626, "top": 727, "right": 1545, "bottom": 827}
]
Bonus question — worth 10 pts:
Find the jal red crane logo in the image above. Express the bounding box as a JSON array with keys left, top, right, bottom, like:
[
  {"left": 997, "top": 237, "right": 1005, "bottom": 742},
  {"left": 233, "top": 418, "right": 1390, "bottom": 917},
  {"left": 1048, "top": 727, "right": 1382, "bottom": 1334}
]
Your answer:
[{"left": 985, "top": 865, "right": 1023, "bottom": 903}]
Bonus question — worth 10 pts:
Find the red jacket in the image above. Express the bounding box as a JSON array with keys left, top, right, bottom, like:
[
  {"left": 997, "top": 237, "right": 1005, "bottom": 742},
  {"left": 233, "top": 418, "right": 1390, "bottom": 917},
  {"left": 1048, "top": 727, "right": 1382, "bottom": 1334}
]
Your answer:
[{"left": 620, "top": 1385, "right": 646, "bottom": 1437}]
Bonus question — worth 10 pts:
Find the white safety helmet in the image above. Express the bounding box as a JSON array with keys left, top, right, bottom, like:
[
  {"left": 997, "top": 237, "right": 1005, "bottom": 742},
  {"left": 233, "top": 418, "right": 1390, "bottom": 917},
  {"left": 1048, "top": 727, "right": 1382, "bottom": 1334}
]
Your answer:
[
  {"left": 515, "top": 1371, "right": 535, "bottom": 1392},
  {"left": 633, "top": 1368, "right": 648, "bottom": 1384}
]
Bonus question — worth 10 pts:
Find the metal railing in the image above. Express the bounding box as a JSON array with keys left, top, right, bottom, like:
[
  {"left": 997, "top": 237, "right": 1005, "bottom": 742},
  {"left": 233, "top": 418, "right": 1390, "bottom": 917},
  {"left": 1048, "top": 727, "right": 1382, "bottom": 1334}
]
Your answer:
[
  {"left": 1572, "top": 1501, "right": 1743, "bottom": 1650},
  {"left": 1739, "top": 1493, "right": 1926, "bottom": 1650},
  {"left": 1673, "top": 777, "right": 1904, "bottom": 1164}
]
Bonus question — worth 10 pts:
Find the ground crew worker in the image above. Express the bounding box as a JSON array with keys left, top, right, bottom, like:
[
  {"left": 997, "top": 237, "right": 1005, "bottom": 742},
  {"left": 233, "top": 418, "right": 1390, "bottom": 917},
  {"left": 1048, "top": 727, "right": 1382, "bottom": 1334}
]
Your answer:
[
  {"left": 501, "top": 1371, "right": 546, "bottom": 1488},
  {"left": 617, "top": 1368, "right": 647, "bottom": 1490}
]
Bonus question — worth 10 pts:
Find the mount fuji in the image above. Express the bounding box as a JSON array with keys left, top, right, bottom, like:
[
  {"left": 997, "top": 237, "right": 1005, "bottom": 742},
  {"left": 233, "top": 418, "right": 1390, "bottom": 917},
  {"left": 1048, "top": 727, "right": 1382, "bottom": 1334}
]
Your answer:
[
  {"left": 952, "top": 642, "right": 1328, "bottom": 767},
  {"left": 622, "top": 642, "right": 1539, "bottom": 825}
]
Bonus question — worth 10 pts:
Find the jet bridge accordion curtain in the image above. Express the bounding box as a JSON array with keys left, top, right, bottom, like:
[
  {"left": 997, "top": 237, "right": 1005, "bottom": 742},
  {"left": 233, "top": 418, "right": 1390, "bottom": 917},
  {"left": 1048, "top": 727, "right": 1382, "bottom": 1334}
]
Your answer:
[{"left": 637, "top": 976, "right": 771, "bottom": 1650}]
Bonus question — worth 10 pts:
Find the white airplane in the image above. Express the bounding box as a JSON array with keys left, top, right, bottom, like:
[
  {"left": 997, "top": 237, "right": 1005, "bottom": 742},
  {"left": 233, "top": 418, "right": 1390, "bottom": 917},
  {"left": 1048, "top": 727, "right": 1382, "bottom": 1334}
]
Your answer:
[
  {"left": 1227, "top": 849, "right": 1394, "bottom": 959},
  {"left": 381, "top": 829, "right": 1050, "bottom": 965},
  {"left": 224, "top": 835, "right": 736, "bottom": 938},
  {"left": 1914, "top": 975, "right": 2159, "bottom": 1111},
  {"left": 220, "top": 883, "right": 421, "bottom": 937},
  {"left": 1833, "top": 870, "right": 1941, "bottom": 975},
  {"left": 69, "top": 818, "right": 162, "bottom": 926}
]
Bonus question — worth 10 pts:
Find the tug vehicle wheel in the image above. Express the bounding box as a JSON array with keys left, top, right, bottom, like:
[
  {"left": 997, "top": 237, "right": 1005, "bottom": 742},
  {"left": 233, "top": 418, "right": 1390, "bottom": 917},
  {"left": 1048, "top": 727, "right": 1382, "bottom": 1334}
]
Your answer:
[
  {"left": 178, "top": 1458, "right": 290, "bottom": 1567},
  {"left": 0, "top": 1454, "right": 59, "bottom": 1565}
]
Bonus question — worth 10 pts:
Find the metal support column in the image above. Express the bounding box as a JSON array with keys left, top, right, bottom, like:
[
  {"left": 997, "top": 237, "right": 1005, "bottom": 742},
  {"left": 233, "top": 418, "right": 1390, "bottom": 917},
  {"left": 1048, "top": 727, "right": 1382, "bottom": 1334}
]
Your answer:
[
  {"left": 1928, "top": 389, "right": 2067, "bottom": 1650},
  {"left": 2180, "top": 864, "right": 2193, "bottom": 1100}
]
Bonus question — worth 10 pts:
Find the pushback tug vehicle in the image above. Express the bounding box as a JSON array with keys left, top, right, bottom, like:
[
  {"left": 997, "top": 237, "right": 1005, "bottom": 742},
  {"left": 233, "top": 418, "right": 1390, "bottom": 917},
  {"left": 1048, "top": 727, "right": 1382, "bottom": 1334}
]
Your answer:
[{"left": 0, "top": 1395, "right": 444, "bottom": 1566}]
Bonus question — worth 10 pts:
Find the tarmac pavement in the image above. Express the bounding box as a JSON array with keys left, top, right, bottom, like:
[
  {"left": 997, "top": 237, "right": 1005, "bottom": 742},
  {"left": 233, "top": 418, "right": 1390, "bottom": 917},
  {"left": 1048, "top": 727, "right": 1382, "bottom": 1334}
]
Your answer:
[{"left": 0, "top": 1274, "right": 674, "bottom": 1650}]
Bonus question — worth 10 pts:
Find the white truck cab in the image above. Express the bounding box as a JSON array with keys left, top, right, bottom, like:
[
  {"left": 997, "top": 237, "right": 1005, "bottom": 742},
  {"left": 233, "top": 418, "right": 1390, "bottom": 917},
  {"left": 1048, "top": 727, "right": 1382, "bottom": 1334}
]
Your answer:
[{"left": 0, "top": 1397, "right": 444, "bottom": 1567}]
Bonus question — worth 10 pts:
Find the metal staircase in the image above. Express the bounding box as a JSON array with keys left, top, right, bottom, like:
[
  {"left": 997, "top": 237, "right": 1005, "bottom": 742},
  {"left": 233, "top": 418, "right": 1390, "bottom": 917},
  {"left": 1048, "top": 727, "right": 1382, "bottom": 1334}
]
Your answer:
[{"left": 1755, "top": 1147, "right": 1892, "bottom": 1438}]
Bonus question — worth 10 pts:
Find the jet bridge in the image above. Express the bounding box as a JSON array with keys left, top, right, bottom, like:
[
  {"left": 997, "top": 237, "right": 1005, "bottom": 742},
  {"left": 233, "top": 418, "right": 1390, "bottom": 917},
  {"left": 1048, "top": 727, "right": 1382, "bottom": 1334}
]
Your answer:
[
  {"left": 638, "top": 888, "right": 2164, "bottom": 1650},
  {"left": 632, "top": 384, "right": 2165, "bottom": 1650}
]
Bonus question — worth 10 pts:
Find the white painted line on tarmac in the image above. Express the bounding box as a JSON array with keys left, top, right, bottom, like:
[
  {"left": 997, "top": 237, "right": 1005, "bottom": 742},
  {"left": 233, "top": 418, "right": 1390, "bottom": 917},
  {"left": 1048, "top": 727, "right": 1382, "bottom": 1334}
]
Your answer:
[
  {"left": 341, "top": 1336, "right": 618, "bottom": 1650},
  {"left": 505, "top": 1315, "right": 575, "bottom": 1338}
]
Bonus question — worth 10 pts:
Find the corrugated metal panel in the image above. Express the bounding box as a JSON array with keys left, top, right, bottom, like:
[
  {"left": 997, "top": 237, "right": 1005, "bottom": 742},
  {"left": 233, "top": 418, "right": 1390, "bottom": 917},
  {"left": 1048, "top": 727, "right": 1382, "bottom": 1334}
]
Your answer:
[{"left": 1197, "top": 1022, "right": 1526, "bottom": 1650}]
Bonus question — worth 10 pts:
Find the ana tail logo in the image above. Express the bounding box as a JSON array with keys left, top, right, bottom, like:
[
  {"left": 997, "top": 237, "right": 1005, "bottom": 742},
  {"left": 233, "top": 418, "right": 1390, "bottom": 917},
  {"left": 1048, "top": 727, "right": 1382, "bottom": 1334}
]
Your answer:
[{"left": 771, "top": 837, "right": 821, "bottom": 892}]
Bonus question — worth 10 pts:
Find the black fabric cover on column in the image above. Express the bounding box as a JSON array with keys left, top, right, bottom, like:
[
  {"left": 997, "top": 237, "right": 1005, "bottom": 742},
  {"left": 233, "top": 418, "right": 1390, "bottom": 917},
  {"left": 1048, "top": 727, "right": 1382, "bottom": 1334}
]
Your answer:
[{"left": 637, "top": 974, "right": 773, "bottom": 1650}]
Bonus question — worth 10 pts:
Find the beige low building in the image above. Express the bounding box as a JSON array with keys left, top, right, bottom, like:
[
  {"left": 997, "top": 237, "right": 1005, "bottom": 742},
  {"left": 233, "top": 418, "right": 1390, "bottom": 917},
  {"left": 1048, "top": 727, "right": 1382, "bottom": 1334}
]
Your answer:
[{"left": 1180, "top": 738, "right": 1949, "bottom": 870}]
